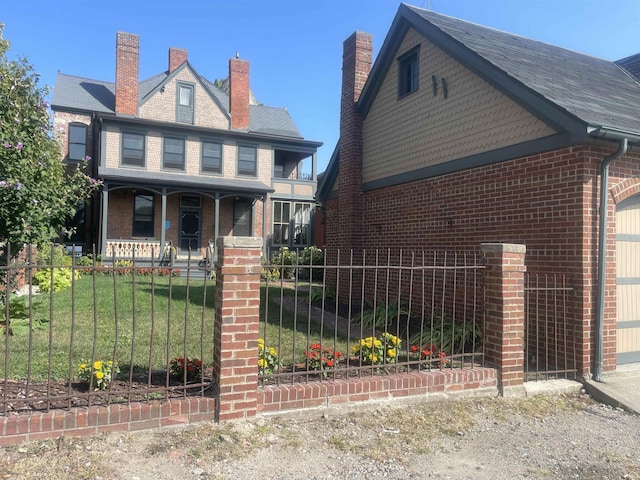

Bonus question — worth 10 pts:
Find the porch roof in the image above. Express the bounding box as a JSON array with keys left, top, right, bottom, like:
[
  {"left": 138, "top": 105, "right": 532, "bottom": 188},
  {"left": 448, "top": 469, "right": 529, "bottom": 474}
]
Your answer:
[{"left": 98, "top": 166, "right": 274, "bottom": 195}]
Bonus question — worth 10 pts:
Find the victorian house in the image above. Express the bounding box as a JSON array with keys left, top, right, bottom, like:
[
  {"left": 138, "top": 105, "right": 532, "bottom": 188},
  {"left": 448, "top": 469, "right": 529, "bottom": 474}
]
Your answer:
[{"left": 52, "top": 32, "right": 321, "bottom": 261}]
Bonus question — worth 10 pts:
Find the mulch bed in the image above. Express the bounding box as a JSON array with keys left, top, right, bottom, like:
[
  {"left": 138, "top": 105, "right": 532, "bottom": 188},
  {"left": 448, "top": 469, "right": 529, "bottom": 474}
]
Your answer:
[{"left": 0, "top": 370, "right": 214, "bottom": 416}]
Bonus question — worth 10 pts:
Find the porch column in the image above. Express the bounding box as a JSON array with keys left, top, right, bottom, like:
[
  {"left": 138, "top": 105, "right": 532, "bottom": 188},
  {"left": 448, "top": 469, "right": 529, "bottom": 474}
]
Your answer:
[
  {"left": 159, "top": 188, "right": 167, "bottom": 259},
  {"left": 312, "top": 152, "right": 318, "bottom": 182},
  {"left": 214, "top": 192, "right": 220, "bottom": 262},
  {"left": 261, "top": 195, "right": 267, "bottom": 254},
  {"left": 481, "top": 243, "right": 527, "bottom": 396},
  {"left": 100, "top": 184, "right": 109, "bottom": 257}
]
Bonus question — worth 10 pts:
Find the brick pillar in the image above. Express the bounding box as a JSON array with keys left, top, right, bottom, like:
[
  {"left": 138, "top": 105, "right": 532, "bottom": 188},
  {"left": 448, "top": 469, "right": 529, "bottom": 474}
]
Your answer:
[
  {"left": 213, "top": 236, "right": 262, "bottom": 421},
  {"left": 481, "top": 243, "right": 526, "bottom": 396}
]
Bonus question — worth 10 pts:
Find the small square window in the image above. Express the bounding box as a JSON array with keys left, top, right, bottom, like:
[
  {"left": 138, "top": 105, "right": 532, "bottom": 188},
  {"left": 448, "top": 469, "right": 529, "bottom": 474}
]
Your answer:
[
  {"left": 163, "top": 137, "right": 185, "bottom": 170},
  {"left": 202, "top": 141, "right": 222, "bottom": 173},
  {"left": 238, "top": 145, "right": 257, "bottom": 176},
  {"left": 398, "top": 47, "right": 419, "bottom": 97}
]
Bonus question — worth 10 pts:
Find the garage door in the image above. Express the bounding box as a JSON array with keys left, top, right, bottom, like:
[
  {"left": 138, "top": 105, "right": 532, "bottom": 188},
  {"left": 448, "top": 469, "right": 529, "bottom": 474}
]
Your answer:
[{"left": 616, "top": 194, "right": 640, "bottom": 364}]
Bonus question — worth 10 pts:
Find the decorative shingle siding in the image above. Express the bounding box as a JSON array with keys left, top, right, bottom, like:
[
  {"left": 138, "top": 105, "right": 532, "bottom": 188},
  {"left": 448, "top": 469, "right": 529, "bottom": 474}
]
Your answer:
[
  {"left": 138, "top": 68, "right": 228, "bottom": 129},
  {"left": 363, "top": 29, "right": 555, "bottom": 184}
]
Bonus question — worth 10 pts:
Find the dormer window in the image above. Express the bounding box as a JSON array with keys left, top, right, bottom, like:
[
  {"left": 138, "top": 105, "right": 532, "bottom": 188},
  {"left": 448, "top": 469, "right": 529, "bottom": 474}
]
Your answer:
[
  {"left": 398, "top": 46, "right": 420, "bottom": 98},
  {"left": 177, "top": 83, "right": 194, "bottom": 124}
]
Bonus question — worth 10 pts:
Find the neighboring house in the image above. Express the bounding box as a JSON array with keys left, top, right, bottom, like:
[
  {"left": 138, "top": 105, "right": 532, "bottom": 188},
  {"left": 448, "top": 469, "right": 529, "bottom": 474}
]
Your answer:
[
  {"left": 52, "top": 32, "right": 321, "bottom": 261},
  {"left": 318, "top": 4, "right": 640, "bottom": 377}
]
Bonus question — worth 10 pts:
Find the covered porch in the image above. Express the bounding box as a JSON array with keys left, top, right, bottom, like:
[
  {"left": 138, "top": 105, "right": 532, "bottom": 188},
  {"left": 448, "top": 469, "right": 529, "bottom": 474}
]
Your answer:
[{"left": 98, "top": 170, "right": 273, "bottom": 262}]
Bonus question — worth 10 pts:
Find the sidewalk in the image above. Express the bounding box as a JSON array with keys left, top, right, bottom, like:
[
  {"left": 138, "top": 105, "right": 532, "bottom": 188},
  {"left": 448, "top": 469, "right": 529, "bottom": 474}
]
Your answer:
[{"left": 584, "top": 364, "right": 640, "bottom": 415}]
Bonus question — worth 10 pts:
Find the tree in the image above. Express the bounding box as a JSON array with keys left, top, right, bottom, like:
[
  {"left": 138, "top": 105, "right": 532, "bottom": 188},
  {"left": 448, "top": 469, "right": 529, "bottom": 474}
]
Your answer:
[{"left": 0, "top": 24, "right": 100, "bottom": 260}]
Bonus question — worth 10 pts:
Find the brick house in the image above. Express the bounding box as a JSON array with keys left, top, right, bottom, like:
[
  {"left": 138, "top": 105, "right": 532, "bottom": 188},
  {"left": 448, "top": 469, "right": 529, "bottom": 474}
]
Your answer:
[
  {"left": 317, "top": 4, "right": 640, "bottom": 378},
  {"left": 52, "top": 32, "right": 321, "bottom": 261}
]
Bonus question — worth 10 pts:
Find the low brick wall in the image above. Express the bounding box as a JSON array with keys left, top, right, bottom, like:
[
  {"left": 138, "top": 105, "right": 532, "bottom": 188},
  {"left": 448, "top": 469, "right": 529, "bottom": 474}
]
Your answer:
[
  {"left": 0, "top": 397, "right": 216, "bottom": 446},
  {"left": 258, "top": 368, "right": 497, "bottom": 413}
]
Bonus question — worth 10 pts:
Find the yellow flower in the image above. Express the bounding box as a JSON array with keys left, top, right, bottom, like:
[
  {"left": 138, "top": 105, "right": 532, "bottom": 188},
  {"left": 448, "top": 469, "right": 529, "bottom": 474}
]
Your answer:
[
  {"left": 373, "top": 339, "right": 382, "bottom": 347},
  {"left": 269, "top": 347, "right": 277, "bottom": 356},
  {"left": 387, "top": 348, "right": 396, "bottom": 358},
  {"left": 258, "top": 338, "right": 264, "bottom": 345},
  {"left": 352, "top": 345, "right": 361, "bottom": 354},
  {"left": 93, "top": 361, "right": 103, "bottom": 370},
  {"left": 95, "top": 371, "right": 104, "bottom": 380},
  {"left": 258, "top": 358, "right": 267, "bottom": 368},
  {"left": 78, "top": 363, "right": 86, "bottom": 371}
]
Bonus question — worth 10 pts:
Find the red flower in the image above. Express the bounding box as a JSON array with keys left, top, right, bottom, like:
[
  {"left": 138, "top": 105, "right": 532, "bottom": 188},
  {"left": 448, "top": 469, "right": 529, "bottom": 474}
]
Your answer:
[
  {"left": 310, "top": 343, "right": 321, "bottom": 350},
  {"left": 421, "top": 349, "right": 432, "bottom": 357},
  {"left": 325, "top": 360, "right": 334, "bottom": 367},
  {"left": 410, "top": 345, "right": 419, "bottom": 353}
]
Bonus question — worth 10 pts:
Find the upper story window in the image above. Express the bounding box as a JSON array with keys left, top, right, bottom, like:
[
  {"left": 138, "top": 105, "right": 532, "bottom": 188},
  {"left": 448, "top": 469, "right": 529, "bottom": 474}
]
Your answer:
[
  {"left": 68, "top": 124, "right": 87, "bottom": 161},
  {"left": 398, "top": 46, "right": 420, "bottom": 98},
  {"left": 177, "top": 83, "right": 194, "bottom": 124},
  {"left": 201, "top": 141, "right": 222, "bottom": 174},
  {"left": 274, "top": 158, "right": 286, "bottom": 178},
  {"left": 122, "top": 132, "right": 145, "bottom": 167},
  {"left": 163, "top": 137, "right": 185, "bottom": 170},
  {"left": 69, "top": 123, "right": 87, "bottom": 160},
  {"left": 238, "top": 145, "right": 257, "bottom": 176}
]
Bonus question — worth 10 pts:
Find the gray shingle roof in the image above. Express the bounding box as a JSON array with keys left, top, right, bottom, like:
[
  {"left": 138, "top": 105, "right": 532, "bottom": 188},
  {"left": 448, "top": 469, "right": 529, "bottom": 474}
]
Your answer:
[
  {"left": 405, "top": 5, "right": 640, "bottom": 135},
  {"left": 53, "top": 67, "right": 303, "bottom": 139}
]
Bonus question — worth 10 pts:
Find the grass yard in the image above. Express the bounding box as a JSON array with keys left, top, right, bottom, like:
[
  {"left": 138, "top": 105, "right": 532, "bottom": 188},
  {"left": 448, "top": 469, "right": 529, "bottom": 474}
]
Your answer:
[
  {"left": 1, "top": 273, "right": 351, "bottom": 383},
  {"left": 1, "top": 273, "right": 216, "bottom": 381}
]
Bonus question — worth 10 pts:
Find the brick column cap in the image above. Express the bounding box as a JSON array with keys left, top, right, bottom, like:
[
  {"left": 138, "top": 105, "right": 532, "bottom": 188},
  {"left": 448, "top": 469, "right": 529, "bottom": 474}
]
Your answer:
[
  {"left": 481, "top": 243, "right": 526, "bottom": 254},
  {"left": 216, "top": 236, "right": 263, "bottom": 249}
]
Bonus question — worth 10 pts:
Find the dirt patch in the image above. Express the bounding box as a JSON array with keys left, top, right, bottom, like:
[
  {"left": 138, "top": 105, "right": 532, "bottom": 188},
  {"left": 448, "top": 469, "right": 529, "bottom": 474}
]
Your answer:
[{"left": 1, "top": 392, "right": 639, "bottom": 480}]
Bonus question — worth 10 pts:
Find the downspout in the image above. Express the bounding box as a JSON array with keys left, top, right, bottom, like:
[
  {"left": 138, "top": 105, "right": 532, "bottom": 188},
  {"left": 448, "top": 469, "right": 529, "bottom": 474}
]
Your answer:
[{"left": 594, "top": 137, "right": 628, "bottom": 382}]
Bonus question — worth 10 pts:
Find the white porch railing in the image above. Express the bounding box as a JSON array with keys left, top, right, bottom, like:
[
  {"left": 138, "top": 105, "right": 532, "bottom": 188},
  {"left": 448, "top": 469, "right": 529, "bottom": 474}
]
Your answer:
[{"left": 105, "top": 240, "right": 165, "bottom": 259}]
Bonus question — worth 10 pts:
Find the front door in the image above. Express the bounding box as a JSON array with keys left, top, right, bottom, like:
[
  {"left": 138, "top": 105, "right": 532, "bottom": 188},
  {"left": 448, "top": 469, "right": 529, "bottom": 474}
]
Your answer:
[{"left": 179, "top": 195, "right": 201, "bottom": 253}]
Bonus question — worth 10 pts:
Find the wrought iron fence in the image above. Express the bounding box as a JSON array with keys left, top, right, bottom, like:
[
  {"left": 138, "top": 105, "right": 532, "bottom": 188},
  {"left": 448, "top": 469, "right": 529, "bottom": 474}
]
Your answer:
[
  {"left": 524, "top": 273, "right": 577, "bottom": 381},
  {"left": 0, "top": 244, "right": 216, "bottom": 415},
  {"left": 259, "top": 249, "right": 485, "bottom": 385}
]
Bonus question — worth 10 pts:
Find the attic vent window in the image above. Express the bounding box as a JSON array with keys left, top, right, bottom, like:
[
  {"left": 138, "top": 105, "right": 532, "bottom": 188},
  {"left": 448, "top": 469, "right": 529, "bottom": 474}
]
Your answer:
[
  {"left": 177, "top": 83, "right": 194, "bottom": 124},
  {"left": 398, "top": 46, "right": 420, "bottom": 98}
]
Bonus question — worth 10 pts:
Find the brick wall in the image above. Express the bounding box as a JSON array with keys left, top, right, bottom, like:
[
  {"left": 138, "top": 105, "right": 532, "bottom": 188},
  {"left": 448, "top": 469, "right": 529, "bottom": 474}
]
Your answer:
[
  {"left": 229, "top": 58, "right": 250, "bottom": 130},
  {"left": 325, "top": 143, "right": 640, "bottom": 376}
]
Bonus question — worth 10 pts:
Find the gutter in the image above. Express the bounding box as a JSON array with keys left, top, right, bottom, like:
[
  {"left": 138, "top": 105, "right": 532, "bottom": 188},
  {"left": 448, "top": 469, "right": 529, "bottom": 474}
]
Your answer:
[{"left": 589, "top": 126, "right": 630, "bottom": 382}]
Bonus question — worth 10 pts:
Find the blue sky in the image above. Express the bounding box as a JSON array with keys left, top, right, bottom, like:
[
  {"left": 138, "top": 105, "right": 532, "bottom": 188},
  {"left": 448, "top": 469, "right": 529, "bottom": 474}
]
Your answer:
[{"left": 2, "top": 1, "right": 639, "bottom": 172}]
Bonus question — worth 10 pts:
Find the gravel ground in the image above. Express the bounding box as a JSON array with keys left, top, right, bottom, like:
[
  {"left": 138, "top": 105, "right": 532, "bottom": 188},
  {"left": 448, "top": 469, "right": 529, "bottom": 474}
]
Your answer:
[{"left": 1, "top": 391, "right": 639, "bottom": 480}]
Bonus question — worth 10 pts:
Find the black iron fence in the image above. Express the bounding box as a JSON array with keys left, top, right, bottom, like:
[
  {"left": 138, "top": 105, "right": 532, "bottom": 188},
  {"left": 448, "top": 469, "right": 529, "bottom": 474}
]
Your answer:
[
  {"left": 260, "top": 249, "right": 485, "bottom": 385},
  {"left": 0, "top": 245, "right": 216, "bottom": 415},
  {"left": 524, "top": 273, "right": 577, "bottom": 381}
]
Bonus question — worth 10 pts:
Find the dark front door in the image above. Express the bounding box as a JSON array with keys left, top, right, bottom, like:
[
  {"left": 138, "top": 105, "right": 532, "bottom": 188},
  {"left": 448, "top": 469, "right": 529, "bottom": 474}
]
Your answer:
[{"left": 179, "top": 209, "right": 200, "bottom": 252}]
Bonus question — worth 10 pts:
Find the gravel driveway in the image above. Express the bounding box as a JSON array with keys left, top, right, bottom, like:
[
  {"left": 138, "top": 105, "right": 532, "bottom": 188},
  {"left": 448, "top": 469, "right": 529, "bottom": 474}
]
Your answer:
[{"left": 1, "top": 390, "right": 639, "bottom": 479}]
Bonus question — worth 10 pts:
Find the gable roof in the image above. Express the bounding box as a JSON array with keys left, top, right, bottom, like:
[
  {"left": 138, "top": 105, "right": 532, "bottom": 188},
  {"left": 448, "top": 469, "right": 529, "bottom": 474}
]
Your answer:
[
  {"left": 52, "top": 65, "right": 303, "bottom": 139},
  {"left": 318, "top": 4, "right": 640, "bottom": 202},
  {"left": 360, "top": 4, "right": 640, "bottom": 138}
]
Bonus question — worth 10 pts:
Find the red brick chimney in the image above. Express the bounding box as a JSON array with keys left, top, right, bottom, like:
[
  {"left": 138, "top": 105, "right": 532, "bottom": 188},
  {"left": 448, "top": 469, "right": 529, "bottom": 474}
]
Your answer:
[
  {"left": 229, "top": 57, "right": 250, "bottom": 130},
  {"left": 169, "top": 47, "right": 188, "bottom": 73},
  {"left": 115, "top": 32, "right": 139, "bottom": 116},
  {"left": 336, "top": 31, "right": 372, "bottom": 252}
]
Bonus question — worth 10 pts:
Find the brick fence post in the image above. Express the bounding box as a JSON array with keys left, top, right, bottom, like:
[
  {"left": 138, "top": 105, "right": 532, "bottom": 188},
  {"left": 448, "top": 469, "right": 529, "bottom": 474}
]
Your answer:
[
  {"left": 213, "top": 236, "right": 263, "bottom": 421},
  {"left": 481, "top": 243, "right": 526, "bottom": 396}
]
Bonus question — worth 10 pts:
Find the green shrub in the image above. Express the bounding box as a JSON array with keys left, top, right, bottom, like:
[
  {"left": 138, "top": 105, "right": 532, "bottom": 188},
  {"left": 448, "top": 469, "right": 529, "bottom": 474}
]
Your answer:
[
  {"left": 33, "top": 243, "right": 80, "bottom": 292},
  {"left": 298, "top": 246, "right": 325, "bottom": 281},
  {"left": 0, "top": 297, "right": 48, "bottom": 335},
  {"left": 408, "top": 312, "right": 482, "bottom": 355},
  {"left": 351, "top": 299, "right": 410, "bottom": 329},
  {"left": 269, "top": 247, "right": 297, "bottom": 280}
]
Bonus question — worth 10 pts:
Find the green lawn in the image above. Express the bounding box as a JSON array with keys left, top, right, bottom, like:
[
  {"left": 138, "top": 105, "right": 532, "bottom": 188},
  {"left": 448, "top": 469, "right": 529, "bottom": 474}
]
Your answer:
[
  {"left": 1, "top": 274, "right": 351, "bottom": 382},
  {"left": 2, "top": 273, "right": 216, "bottom": 381}
]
